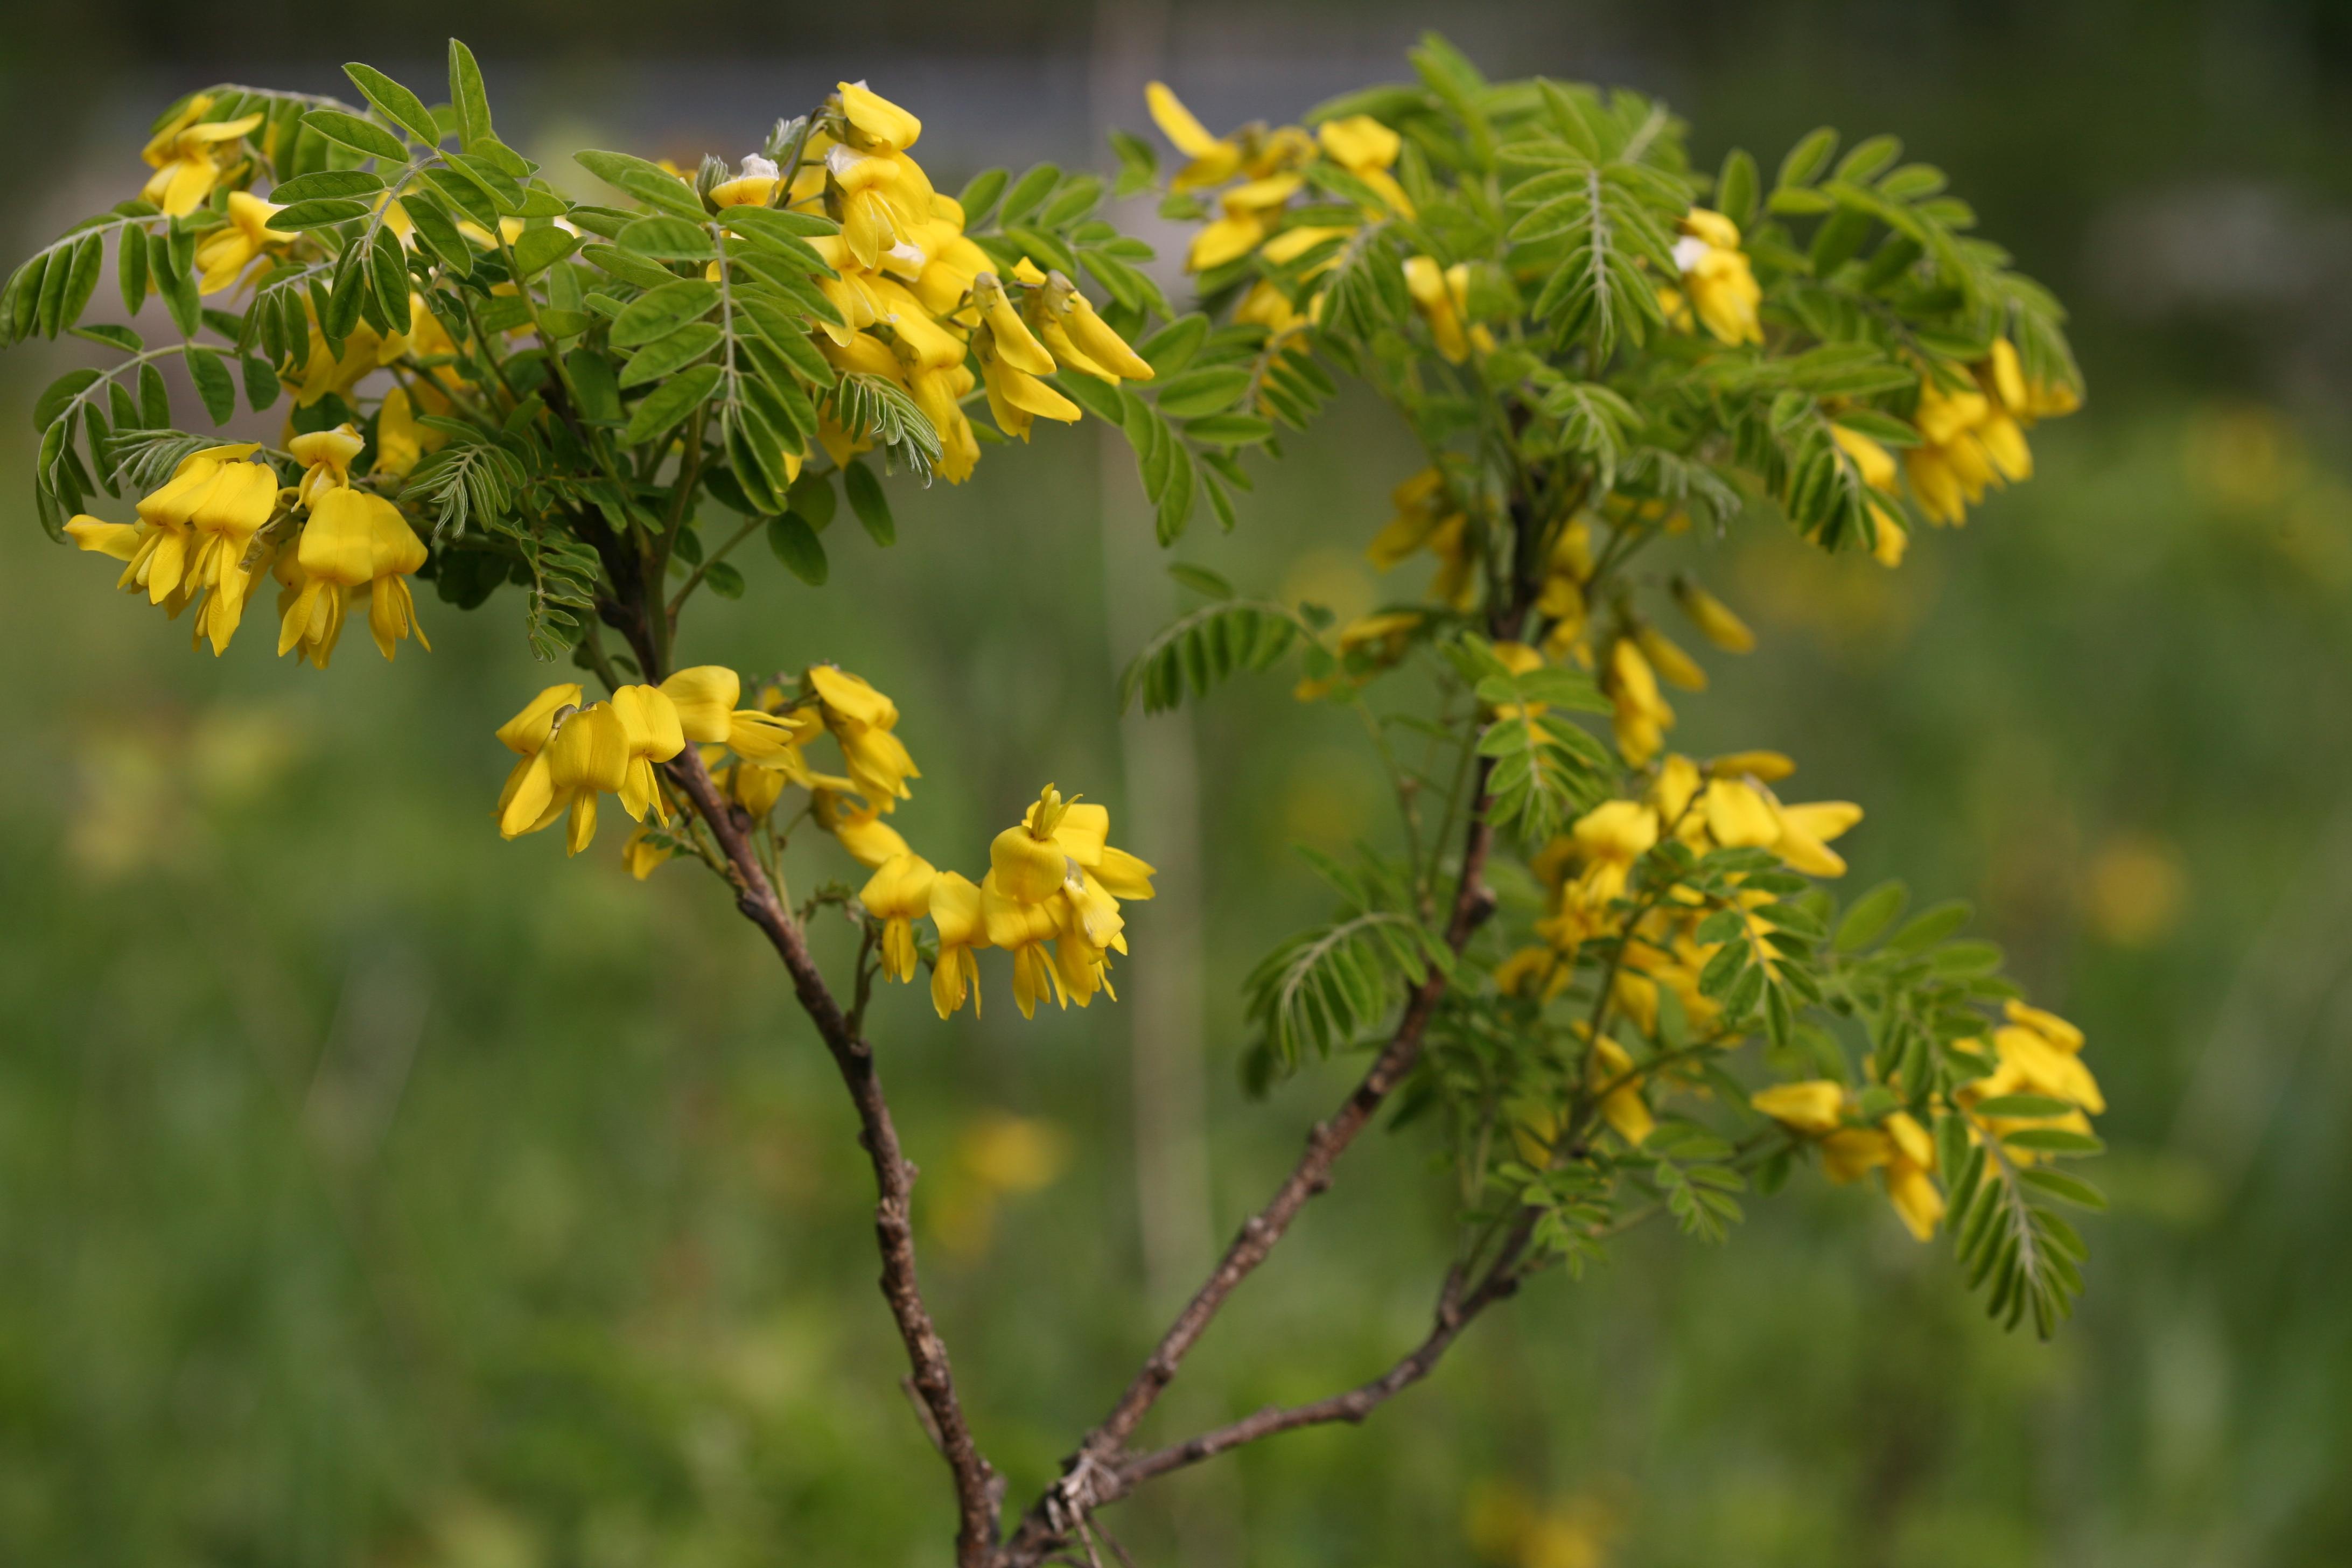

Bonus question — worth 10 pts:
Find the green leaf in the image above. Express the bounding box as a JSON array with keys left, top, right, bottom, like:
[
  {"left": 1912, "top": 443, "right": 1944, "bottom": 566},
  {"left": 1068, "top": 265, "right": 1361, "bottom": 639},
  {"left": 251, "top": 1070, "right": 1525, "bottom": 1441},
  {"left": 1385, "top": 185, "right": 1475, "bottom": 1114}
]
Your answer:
[
  {"left": 116, "top": 227, "right": 148, "bottom": 316},
  {"left": 619, "top": 215, "right": 715, "bottom": 261},
  {"left": 843, "top": 458, "right": 894, "bottom": 546},
  {"left": 185, "top": 346, "right": 236, "bottom": 424},
  {"left": 580, "top": 243, "right": 678, "bottom": 291},
  {"left": 368, "top": 226, "right": 411, "bottom": 328},
  {"left": 1119, "top": 599, "right": 1300, "bottom": 713},
  {"left": 618, "top": 321, "right": 722, "bottom": 387},
  {"left": 956, "top": 169, "right": 1008, "bottom": 228},
  {"left": 301, "top": 109, "right": 409, "bottom": 163},
  {"left": 608, "top": 279, "right": 719, "bottom": 348},
  {"left": 2018, "top": 1167, "right": 2107, "bottom": 1210},
  {"left": 509, "top": 226, "right": 579, "bottom": 277},
  {"left": 1777, "top": 127, "right": 1838, "bottom": 189},
  {"left": 1832, "top": 881, "right": 1907, "bottom": 950},
  {"left": 995, "top": 164, "right": 1061, "bottom": 229},
  {"left": 242, "top": 353, "right": 280, "bottom": 412},
  {"left": 448, "top": 39, "right": 495, "bottom": 149},
  {"left": 1137, "top": 313, "right": 1208, "bottom": 376},
  {"left": 621, "top": 361, "right": 722, "bottom": 444},
  {"left": 1971, "top": 1094, "right": 2079, "bottom": 1120},
  {"left": 564, "top": 347, "right": 622, "bottom": 423},
  {"left": 574, "top": 149, "right": 706, "bottom": 221},
  {"left": 1167, "top": 563, "right": 1233, "bottom": 599},
  {"left": 786, "top": 470, "right": 835, "bottom": 530},
  {"left": 2000, "top": 1128, "right": 2103, "bottom": 1154},
  {"left": 1886, "top": 899, "right": 1972, "bottom": 954},
  {"left": 71, "top": 323, "right": 142, "bottom": 353},
  {"left": 403, "top": 194, "right": 475, "bottom": 275},
  {"left": 270, "top": 170, "right": 386, "bottom": 204},
  {"left": 767, "top": 512, "right": 828, "bottom": 584},
  {"left": 343, "top": 62, "right": 443, "bottom": 147},
  {"left": 1834, "top": 134, "right": 1902, "bottom": 185},
  {"left": 1108, "top": 128, "right": 1158, "bottom": 198},
  {"left": 1153, "top": 366, "right": 1251, "bottom": 419},
  {"left": 703, "top": 559, "right": 745, "bottom": 599},
  {"left": 267, "top": 198, "right": 373, "bottom": 230},
  {"left": 32, "top": 368, "right": 99, "bottom": 434},
  {"left": 1716, "top": 147, "right": 1759, "bottom": 230},
  {"left": 1181, "top": 412, "right": 1273, "bottom": 446}
]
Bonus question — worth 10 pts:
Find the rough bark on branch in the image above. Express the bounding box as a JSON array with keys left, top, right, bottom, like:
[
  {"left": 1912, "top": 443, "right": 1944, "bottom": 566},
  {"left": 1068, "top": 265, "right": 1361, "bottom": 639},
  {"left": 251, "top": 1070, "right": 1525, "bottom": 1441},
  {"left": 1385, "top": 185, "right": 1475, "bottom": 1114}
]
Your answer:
[{"left": 662, "top": 744, "right": 1003, "bottom": 1564}]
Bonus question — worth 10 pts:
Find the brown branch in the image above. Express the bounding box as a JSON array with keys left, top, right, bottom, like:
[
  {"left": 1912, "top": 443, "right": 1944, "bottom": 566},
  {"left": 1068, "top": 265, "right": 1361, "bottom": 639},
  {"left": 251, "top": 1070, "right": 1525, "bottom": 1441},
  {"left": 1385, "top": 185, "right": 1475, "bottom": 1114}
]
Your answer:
[
  {"left": 662, "top": 744, "right": 1003, "bottom": 1563},
  {"left": 995, "top": 762, "right": 1502, "bottom": 1566},
  {"left": 1114, "top": 1221, "right": 1537, "bottom": 1492}
]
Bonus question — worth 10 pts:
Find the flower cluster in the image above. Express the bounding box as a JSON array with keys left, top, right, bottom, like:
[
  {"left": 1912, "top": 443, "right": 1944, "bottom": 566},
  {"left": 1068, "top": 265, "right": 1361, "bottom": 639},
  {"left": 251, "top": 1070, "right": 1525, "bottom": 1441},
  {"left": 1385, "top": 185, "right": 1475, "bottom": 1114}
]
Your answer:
[
  {"left": 493, "top": 663, "right": 1154, "bottom": 1024},
  {"left": 1497, "top": 750, "right": 1861, "bottom": 1015},
  {"left": 863, "top": 784, "right": 1157, "bottom": 1023},
  {"left": 1751, "top": 995, "right": 2103, "bottom": 1241},
  {"left": 64, "top": 426, "right": 429, "bottom": 664},
  {"left": 708, "top": 82, "right": 1157, "bottom": 483}
]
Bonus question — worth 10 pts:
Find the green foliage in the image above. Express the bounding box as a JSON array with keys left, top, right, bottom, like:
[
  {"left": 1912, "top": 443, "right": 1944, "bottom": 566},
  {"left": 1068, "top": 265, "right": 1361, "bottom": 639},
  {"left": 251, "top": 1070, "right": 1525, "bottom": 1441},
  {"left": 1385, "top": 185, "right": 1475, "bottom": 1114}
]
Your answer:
[
  {"left": 1242, "top": 848, "right": 1454, "bottom": 1082},
  {"left": 1117, "top": 594, "right": 1305, "bottom": 714}
]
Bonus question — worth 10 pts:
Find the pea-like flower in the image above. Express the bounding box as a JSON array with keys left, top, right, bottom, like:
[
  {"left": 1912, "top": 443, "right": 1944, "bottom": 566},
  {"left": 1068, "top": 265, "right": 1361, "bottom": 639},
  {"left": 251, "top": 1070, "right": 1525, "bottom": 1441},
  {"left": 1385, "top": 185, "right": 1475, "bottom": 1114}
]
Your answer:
[
  {"left": 861, "top": 852, "right": 937, "bottom": 984},
  {"left": 139, "top": 97, "right": 262, "bottom": 216},
  {"left": 927, "top": 871, "right": 990, "bottom": 1019}
]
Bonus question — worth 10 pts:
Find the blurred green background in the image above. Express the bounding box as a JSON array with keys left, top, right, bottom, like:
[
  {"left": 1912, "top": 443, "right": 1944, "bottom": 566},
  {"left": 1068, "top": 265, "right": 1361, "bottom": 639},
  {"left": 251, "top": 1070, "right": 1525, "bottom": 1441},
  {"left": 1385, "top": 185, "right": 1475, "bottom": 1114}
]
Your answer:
[{"left": 4, "top": 2, "right": 2350, "bottom": 1564}]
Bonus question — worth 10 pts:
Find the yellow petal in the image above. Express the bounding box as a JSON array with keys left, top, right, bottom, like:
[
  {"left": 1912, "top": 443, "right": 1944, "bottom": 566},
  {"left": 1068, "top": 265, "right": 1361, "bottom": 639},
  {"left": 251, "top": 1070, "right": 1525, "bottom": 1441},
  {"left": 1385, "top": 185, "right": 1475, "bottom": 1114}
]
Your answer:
[
  {"left": 661, "top": 666, "right": 742, "bottom": 743},
  {"left": 1145, "top": 82, "right": 1223, "bottom": 159}
]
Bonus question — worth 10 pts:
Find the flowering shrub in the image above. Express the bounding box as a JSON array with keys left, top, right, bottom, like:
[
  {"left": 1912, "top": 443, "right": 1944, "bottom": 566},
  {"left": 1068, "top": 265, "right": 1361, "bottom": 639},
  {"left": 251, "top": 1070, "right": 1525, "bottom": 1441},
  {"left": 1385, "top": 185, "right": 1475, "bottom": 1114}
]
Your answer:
[{"left": 9, "top": 34, "right": 2101, "bottom": 1565}]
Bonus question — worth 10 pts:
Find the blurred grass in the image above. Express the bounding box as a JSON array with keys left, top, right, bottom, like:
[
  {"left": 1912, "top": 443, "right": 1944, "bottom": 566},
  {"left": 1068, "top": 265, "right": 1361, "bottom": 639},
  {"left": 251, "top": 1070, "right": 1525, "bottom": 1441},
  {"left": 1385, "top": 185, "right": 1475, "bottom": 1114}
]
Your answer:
[{"left": 4, "top": 5, "right": 2352, "bottom": 1564}]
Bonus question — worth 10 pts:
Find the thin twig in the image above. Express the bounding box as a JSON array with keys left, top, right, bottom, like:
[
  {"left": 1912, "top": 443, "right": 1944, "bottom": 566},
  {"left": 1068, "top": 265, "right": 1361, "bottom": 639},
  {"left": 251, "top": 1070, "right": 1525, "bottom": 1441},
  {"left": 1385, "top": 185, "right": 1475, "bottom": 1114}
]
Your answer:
[{"left": 658, "top": 740, "right": 1001, "bottom": 1564}]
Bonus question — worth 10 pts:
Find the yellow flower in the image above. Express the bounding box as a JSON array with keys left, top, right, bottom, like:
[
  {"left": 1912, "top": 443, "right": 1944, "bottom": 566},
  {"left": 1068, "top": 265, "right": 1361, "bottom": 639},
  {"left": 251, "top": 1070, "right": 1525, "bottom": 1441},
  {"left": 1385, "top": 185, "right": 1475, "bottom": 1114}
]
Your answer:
[
  {"left": 622, "top": 824, "right": 675, "bottom": 880},
  {"left": 1770, "top": 799, "right": 1863, "bottom": 877},
  {"left": 660, "top": 665, "right": 819, "bottom": 765},
  {"left": 709, "top": 153, "right": 782, "bottom": 209},
  {"left": 1586, "top": 1037, "right": 1654, "bottom": 1146},
  {"left": 1315, "top": 114, "right": 1413, "bottom": 216},
  {"left": 1033, "top": 271, "right": 1156, "bottom": 382},
  {"left": 838, "top": 81, "right": 923, "bottom": 155},
  {"left": 140, "top": 98, "right": 262, "bottom": 216},
  {"left": 977, "top": 328, "right": 1081, "bottom": 442},
  {"left": 80, "top": 444, "right": 282, "bottom": 655},
  {"left": 971, "top": 270, "right": 1055, "bottom": 375},
  {"left": 1634, "top": 623, "right": 1707, "bottom": 692},
  {"left": 980, "top": 785, "right": 1150, "bottom": 1018},
  {"left": 861, "top": 852, "right": 938, "bottom": 984},
  {"left": 275, "top": 488, "right": 429, "bottom": 666},
  {"left": 1365, "top": 467, "right": 1476, "bottom": 610},
  {"left": 1145, "top": 82, "right": 1245, "bottom": 191},
  {"left": 1751, "top": 1079, "right": 1846, "bottom": 1133},
  {"left": 1566, "top": 798, "right": 1658, "bottom": 910},
  {"left": 371, "top": 385, "right": 446, "bottom": 479},
  {"left": 824, "top": 139, "right": 934, "bottom": 272},
  {"left": 807, "top": 665, "right": 919, "bottom": 809},
  {"left": 928, "top": 870, "right": 990, "bottom": 1018},
  {"left": 1962, "top": 999, "right": 2104, "bottom": 1122},
  {"left": 1602, "top": 637, "right": 1673, "bottom": 766},
  {"left": 1402, "top": 255, "right": 1475, "bottom": 363},
  {"left": 817, "top": 789, "right": 912, "bottom": 867},
  {"left": 1187, "top": 173, "right": 1303, "bottom": 271},
  {"left": 542, "top": 701, "right": 631, "bottom": 855},
  {"left": 1831, "top": 423, "right": 1899, "bottom": 491},
  {"left": 289, "top": 424, "right": 365, "bottom": 509},
  {"left": 1702, "top": 777, "right": 1781, "bottom": 848},
  {"left": 1670, "top": 577, "right": 1755, "bottom": 654},
  {"left": 610, "top": 684, "right": 687, "bottom": 824},
  {"left": 494, "top": 683, "right": 584, "bottom": 838},
  {"left": 496, "top": 692, "right": 629, "bottom": 855},
  {"left": 1669, "top": 208, "right": 1762, "bottom": 346},
  {"left": 1880, "top": 1111, "right": 1945, "bottom": 1240},
  {"left": 194, "top": 191, "right": 291, "bottom": 293}
]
